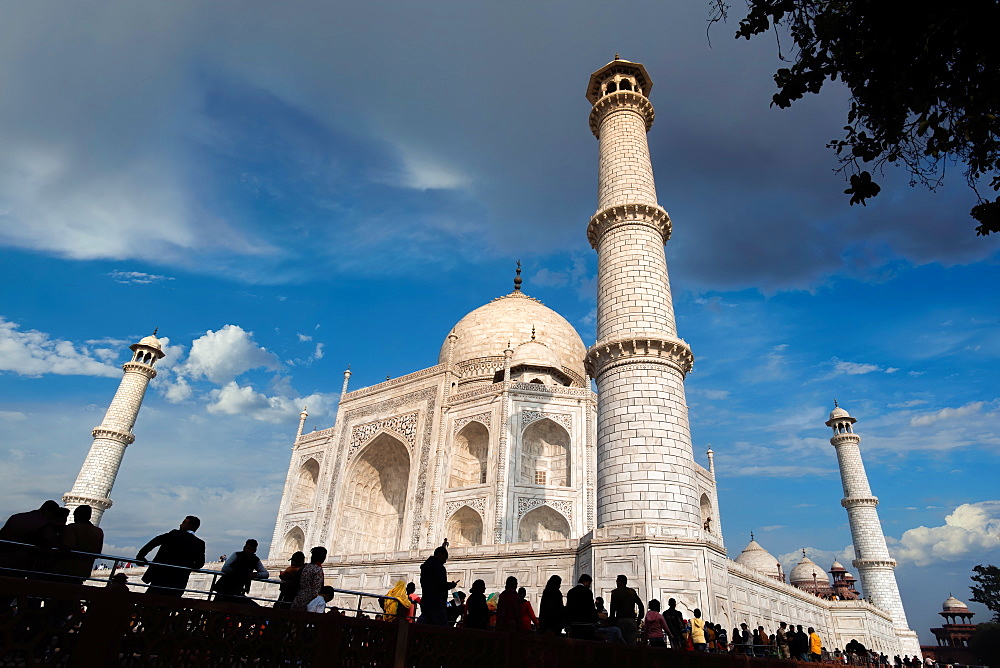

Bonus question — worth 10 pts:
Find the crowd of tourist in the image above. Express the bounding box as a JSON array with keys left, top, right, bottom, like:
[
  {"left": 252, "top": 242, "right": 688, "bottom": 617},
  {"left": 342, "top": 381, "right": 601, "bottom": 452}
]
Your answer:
[{"left": 0, "top": 502, "right": 930, "bottom": 666}]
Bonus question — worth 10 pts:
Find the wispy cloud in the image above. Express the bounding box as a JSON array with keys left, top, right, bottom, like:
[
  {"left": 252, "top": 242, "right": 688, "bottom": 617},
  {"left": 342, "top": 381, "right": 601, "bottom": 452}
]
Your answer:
[
  {"left": 109, "top": 270, "right": 175, "bottom": 285},
  {"left": 910, "top": 401, "right": 986, "bottom": 427}
]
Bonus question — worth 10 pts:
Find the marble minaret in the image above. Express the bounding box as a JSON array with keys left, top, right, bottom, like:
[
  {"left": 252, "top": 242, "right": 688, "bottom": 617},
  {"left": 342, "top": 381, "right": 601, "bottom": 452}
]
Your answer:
[
  {"left": 827, "top": 404, "right": 921, "bottom": 655},
  {"left": 582, "top": 56, "right": 699, "bottom": 531},
  {"left": 63, "top": 332, "right": 164, "bottom": 525}
]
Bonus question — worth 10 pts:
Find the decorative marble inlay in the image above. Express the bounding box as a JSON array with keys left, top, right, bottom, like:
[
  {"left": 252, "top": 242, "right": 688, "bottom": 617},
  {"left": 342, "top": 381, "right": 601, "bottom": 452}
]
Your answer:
[
  {"left": 445, "top": 497, "right": 487, "bottom": 519},
  {"left": 516, "top": 497, "right": 573, "bottom": 522},
  {"left": 453, "top": 412, "right": 491, "bottom": 434},
  {"left": 348, "top": 411, "right": 419, "bottom": 459},
  {"left": 520, "top": 410, "right": 573, "bottom": 433}
]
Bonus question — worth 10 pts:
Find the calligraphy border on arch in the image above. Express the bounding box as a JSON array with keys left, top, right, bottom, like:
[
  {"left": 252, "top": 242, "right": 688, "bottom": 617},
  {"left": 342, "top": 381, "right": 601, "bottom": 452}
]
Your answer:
[{"left": 347, "top": 411, "right": 419, "bottom": 462}]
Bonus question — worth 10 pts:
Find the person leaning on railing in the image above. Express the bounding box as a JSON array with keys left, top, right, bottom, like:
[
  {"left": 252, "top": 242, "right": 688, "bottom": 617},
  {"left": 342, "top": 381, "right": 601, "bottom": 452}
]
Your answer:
[{"left": 135, "top": 516, "right": 206, "bottom": 597}]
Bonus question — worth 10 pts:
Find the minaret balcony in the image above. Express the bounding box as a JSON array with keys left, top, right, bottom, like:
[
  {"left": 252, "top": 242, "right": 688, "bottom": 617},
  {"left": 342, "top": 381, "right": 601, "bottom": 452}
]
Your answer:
[
  {"left": 585, "top": 334, "right": 693, "bottom": 378},
  {"left": 589, "top": 90, "right": 655, "bottom": 136},
  {"left": 841, "top": 496, "right": 879, "bottom": 509},
  {"left": 91, "top": 426, "right": 136, "bottom": 445}
]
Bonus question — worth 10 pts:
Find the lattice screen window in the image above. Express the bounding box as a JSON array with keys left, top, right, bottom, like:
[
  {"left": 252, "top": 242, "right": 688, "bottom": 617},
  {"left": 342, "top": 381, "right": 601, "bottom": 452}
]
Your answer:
[{"left": 534, "top": 471, "right": 546, "bottom": 485}]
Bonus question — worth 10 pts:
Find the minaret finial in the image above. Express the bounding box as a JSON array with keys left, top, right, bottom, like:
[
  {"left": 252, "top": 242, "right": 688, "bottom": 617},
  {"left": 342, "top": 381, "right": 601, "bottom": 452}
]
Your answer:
[
  {"left": 802, "top": 548, "right": 807, "bottom": 558},
  {"left": 750, "top": 531, "right": 755, "bottom": 541},
  {"left": 153, "top": 327, "right": 158, "bottom": 336},
  {"left": 614, "top": 53, "right": 620, "bottom": 60},
  {"left": 834, "top": 398, "right": 839, "bottom": 407},
  {"left": 514, "top": 260, "right": 522, "bottom": 292}
]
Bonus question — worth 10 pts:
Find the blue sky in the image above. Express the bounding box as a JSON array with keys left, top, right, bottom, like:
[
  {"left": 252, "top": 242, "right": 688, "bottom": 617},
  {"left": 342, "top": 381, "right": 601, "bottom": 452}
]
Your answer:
[{"left": 0, "top": 1, "right": 998, "bottom": 643}]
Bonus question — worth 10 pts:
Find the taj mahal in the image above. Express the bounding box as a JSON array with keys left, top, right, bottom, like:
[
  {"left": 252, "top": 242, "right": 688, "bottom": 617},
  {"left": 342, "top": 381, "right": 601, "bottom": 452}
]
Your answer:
[{"left": 64, "top": 57, "right": 922, "bottom": 656}]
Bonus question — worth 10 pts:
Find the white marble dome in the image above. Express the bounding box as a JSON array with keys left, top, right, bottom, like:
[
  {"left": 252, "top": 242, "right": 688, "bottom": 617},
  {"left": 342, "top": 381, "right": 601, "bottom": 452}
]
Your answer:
[
  {"left": 734, "top": 539, "right": 781, "bottom": 577},
  {"left": 942, "top": 595, "right": 969, "bottom": 612},
  {"left": 511, "top": 340, "right": 562, "bottom": 369},
  {"left": 790, "top": 555, "right": 829, "bottom": 586},
  {"left": 440, "top": 292, "right": 587, "bottom": 382},
  {"left": 829, "top": 406, "right": 850, "bottom": 420},
  {"left": 137, "top": 334, "right": 162, "bottom": 350}
]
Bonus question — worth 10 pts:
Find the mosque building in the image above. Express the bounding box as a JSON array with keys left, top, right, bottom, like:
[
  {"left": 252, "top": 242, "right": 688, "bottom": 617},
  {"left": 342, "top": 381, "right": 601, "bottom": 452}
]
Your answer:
[
  {"left": 263, "top": 57, "right": 922, "bottom": 656},
  {"left": 65, "top": 57, "right": 922, "bottom": 656}
]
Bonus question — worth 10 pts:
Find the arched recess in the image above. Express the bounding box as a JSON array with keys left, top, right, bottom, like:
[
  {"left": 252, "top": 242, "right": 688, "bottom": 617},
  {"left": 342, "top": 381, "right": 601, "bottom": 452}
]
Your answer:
[
  {"left": 281, "top": 526, "right": 304, "bottom": 559},
  {"left": 337, "top": 433, "right": 410, "bottom": 554},
  {"left": 291, "top": 458, "right": 320, "bottom": 509},
  {"left": 518, "top": 505, "right": 571, "bottom": 542},
  {"left": 519, "top": 419, "right": 570, "bottom": 487},
  {"left": 700, "top": 493, "right": 714, "bottom": 532},
  {"left": 449, "top": 422, "right": 488, "bottom": 488},
  {"left": 445, "top": 506, "right": 483, "bottom": 547}
]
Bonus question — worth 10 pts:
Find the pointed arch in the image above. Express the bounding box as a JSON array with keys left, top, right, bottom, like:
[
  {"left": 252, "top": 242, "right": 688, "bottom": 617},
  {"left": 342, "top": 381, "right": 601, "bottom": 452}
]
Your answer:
[
  {"left": 291, "top": 458, "right": 320, "bottom": 509},
  {"left": 337, "top": 433, "right": 410, "bottom": 554},
  {"left": 445, "top": 506, "right": 484, "bottom": 547},
  {"left": 518, "top": 505, "right": 570, "bottom": 542},
  {"left": 449, "top": 421, "right": 489, "bottom": 488},
  {"left": 280, "top": 526, "right": 304, "bottom": 559},
  {"left": 520, "top": 418, "right": 570, "bottom": 487},
  {"left": 700, "top": 493, "right": 713, "bottom": 533}
]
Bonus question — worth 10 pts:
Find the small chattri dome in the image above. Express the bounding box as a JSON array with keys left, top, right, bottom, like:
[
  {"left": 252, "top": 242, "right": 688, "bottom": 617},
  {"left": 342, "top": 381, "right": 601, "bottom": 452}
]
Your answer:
[
  {"left": 790, "top": 554, "right": 829, "bottom": 586},
  {"left": 830, "top": 560, "right": 845, "bottom": 571},
  {"left": 511, "top": 340, "right": 561, "bottom": 370},
  {"left": 942, "top": 596, "right": 970, "bottom": 613},
  {"left": 829, "top": 406, "right": 850, "bottom": 420},
  {"left": 136, "top": 333, "right": 162, "bottom": 351},
  {"left": 734, "top": 539, "right": 781, "bottom": 578}
]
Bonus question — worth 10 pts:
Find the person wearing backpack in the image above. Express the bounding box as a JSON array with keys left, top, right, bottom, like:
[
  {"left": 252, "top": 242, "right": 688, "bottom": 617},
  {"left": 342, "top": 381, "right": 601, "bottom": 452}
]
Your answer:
[{"left": 213, "top": 539, "right": 269, "bottom": 605}]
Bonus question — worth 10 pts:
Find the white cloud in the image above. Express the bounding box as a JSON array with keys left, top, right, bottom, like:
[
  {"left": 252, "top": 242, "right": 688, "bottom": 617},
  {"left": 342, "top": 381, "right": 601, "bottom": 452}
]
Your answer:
[
  {"left": 312, "top": 343, "right": 324, "bottom": 360},
  {"left": 833, "top": 360, "right": 880, "bottom": 375},
  {"left": 691, "top": 388, "right": 731, "bottom": 400},
  {"left": 895, "top": 501, "right": 1000, "bottom": 566},
  {"left": 0, "top": 317, "right": 120, "bottom": 378},
  {"left": 394, "top": 143, "right": 470, "bottom": 191},
  {"left": 910, "top": 401, "right": 986, "bottom": 427},
  {"left": 163, "top": 375, "right": 193, "bottom": 403},
  {"left": 180, "top": 325, "right": 279, "bottom": 385},
  {"left": 888, "top": 399, "right": 927, "bottom": 408},
  {"left": 0, "top": 410, "right": 27, "bottom": 421},
  {"left": 296, "top": 333, "right": 312, "bottom": 342},
  {"left": 206, "top": 381, "right": 336, "bottom": 424},
  {"left": 108, "top": 270, "right": 175, "bottom": 284}
]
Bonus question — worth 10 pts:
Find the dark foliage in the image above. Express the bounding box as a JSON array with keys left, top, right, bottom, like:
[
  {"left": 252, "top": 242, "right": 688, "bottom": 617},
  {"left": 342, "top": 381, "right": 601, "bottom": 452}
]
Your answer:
[
  {"left": 711, "top": 0, "right": 1000, "bottom": 235},
  {"left": 971, "top": 564, "right": 1000, "bottom": 622}
]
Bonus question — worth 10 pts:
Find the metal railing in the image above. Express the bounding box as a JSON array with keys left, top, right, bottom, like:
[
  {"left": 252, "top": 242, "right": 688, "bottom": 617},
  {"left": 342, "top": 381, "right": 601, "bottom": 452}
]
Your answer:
[{"left": 0, "top": 538, "right": 404, "bottom": 618}]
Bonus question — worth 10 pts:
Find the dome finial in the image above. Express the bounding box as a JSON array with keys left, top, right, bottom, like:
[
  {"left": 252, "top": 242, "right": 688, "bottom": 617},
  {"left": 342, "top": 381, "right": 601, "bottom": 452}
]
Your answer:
[
  {"left": 152, "top": 327, "right": 158, "bottom": 336},
  {"left": 614, "top": 53, "right": 620, "bottom": 60},
  {"left": 514, "top": 260, "right": 522, "bottom": 292},
  {"left": 834, "top": 398, "right": 839, "bottom": 408},
  {"left": 531, "top": 324, "right": 536, "bottom": 341},
  {"left": 750, "top": 531, "right": 755, "bottom": 541}
]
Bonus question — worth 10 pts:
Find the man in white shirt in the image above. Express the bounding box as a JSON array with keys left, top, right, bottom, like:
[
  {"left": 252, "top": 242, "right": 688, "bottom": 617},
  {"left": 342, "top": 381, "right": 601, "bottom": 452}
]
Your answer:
[{"left": 307, "top": 585, "right": 335, "bottom": 613}]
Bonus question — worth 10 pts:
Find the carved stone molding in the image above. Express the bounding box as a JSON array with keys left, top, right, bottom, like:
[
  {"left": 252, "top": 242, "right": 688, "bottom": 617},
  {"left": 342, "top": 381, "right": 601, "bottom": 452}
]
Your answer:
[
  {"left": 520, "top": 410, "right": 573, "bottom": 434},
  {"left": 299, "top": 452, "right": 324, "bottom": 467},
  {"left": 587, "top": 203, "right": 671, "bottom": 248},
  {"left": 585, "top": 335, "right": 694, "bottom": 378},
  {"left": 445, "top": 497, "right": 487, "bottom": 519},
  {"left": 841, "top": 496, "right": 880, "bottom": 509},
  {"left": 63, "top": 494, "right": 111, "bottom": 511},
  {"left": 853, "top": 558, "right": 897, "bottom": 570},
  {"left": 122, "top": 362, "right": 157, "bottom": 379},
  {"left": 348, "top": 411, "right": 419, "bottom": 461},
  {"left": 453, "top": 412, "right": 491, "bottom": 434},
  {"left": 516, "top": 497, "right": 573, "bottom": 522},
  {"left": 588, "top": 90, "right": 655, "bottom": 137},
  {"left": 91, "top": 426, "right": 135, "bottom": 445},
  {"left": 282, "top": 519, "right": 309, "bottom": 536}
]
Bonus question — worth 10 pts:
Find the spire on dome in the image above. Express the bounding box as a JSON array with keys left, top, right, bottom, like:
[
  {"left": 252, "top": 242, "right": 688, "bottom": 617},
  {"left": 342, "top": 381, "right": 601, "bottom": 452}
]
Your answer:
[{"left": 514, "top": 260, "right": 522, "bottom": 292}]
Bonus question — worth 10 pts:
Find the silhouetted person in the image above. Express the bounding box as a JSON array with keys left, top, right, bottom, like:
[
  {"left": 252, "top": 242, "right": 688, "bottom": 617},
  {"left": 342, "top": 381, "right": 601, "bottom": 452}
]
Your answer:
[
  {"left": 538, "top": 575, "right": 564, "bottom": 635},
  {"left": 276, "top": 551, "right": 305, "bottom": 609},
  {"left": 496, "top": 576, "right": 521, "bottom": 631},
  {"left": 291, "top": 546, "right": 327, "bottom": 610},
  {"left": 609, "top": 574, "right": 644, "bottom": 644},
  {"left": 418, "top": 542, "right": 456, "bottom": 626},
  {"left": 464, "top": 579, "right": 491, "bottom": 630},
  {"left": 213, "top": 539, "right": 269, "bottom": 605},
  {"left": 447, "top": 590, "right": 466, "bottom": 626},
  {"left": 644, "top": 599, "right": 669, "bottom": 647},
  {"left": 565, "top": 573, "right": 598, "bottom": 639},
  {"left": 792, "top": 624, "right": 810, "bottom": 661},
  {"left": 0, "top": 500, "right": 64, "bottom": 579},
  {"left": 517, "top": 587, "right": 537, "bottom": 631},
  {"left": 406, "top": 582, "right": 421, "bottom": 622},
  {"left": 135, "top": 516, "right": 206, "bottom": 597},
  {"left": 52, "top": 505, "right": 104, "bottom": 584},
  {"left": 663, "top": 598, "right": 685, "bottom": 649}
]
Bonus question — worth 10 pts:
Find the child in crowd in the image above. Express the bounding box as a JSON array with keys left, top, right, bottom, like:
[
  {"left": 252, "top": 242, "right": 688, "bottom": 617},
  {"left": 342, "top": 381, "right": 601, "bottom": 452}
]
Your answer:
[
  {"left": 307, "top": 585, "right": 335, "bottom": 613},
  {"left": 643, "top": 599, "right": 669, "bottom": 647}
]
